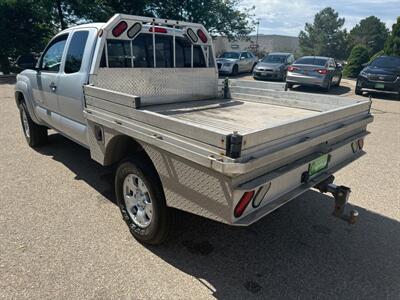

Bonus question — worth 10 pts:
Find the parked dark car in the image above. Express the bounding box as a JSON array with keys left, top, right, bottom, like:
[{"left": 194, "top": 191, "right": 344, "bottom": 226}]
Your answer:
[
  {"left": 286, "top": 56, "right": 342, "bottom": 92},
  {"left": 253, "top": 52, "right": 295, "bottom": 81},
  {"left": 356, "top": 55, "right": 400, "bottom": 98}
]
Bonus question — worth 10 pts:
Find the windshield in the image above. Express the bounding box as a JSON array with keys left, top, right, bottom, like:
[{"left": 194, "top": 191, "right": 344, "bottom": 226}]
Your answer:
[
  {"left": 295, "top": 57, "right": 328, "bottom": 66},
  {"left": 262, "top": 55, "right": 287, "bottom": 63},
  {"left": 370, "top": 56, "right": 400, "bottom": 69},
  {"left": 219, "top": 52, "right": 240, "bottom": 59}
]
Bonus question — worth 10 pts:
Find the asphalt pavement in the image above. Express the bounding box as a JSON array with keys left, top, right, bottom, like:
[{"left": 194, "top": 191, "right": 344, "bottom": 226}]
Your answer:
[{"left": 1, "top": 77, "right": 399, "bottom": 299}]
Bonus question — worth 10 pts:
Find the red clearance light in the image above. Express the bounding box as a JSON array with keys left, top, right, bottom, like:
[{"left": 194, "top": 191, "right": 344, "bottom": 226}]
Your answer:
[
  {"left": 149, "top": 27, "right": 168, "bottom": 33},
  {"left": 234, "top": 191, "right": 255, "bottom": 218},
  {"left": 197, "top": 29, "right": 208, "bottom": 43},
  {"left": 288, "top": 66, "right": 298, "bottom": 72},
  {"left": 112, "top": 21, "right": 128, "bottom": 37},
  {"left": 316, "top": 68, "right": 328, "bottom": 74}
]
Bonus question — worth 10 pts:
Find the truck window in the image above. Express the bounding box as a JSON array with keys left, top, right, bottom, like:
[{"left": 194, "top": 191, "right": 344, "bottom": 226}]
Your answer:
[
  {"left": 40, "top": 34, "right": 68, "bottom": 72},
  {"left": 102, "top": 33, "right": 207, "bottom": 68},
  {"left": 107, "top": 40, "right": 131, "bottom": 68},
  {"left": 64, "top": 31, "right": 89, "bottom": 73}
]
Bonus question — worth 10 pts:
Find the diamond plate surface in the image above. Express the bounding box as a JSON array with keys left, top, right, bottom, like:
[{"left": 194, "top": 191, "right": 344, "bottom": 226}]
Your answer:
[
  {"left": 93, "top": 68, "right": 218, "bottom": 106},
  {"left": 142, "top": 143, "right": 234, "bottom": 223}
]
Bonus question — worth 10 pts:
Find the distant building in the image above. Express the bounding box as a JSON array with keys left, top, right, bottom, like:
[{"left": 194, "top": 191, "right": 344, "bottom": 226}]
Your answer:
[{"left": 213, "top": 34, "right": 300, "bottom": 58}]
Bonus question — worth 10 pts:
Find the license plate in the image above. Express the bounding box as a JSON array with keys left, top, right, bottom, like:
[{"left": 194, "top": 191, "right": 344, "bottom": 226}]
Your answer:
[
  {"left": 375, "top": 83, "right": 384, "bottom": 89},
  {"left": 308, "top": 154, "right": 330, "bottom": 177}
]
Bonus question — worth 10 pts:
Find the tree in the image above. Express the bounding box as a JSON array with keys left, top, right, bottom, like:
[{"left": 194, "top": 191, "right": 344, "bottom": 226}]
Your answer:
[
  {"left": 150, "top": 0, "right": 255, "bottom": 39},
  {"left": 343, "top": 45, "right": 370, "bottom": 78},
  {"left": 348, "top": 16, "right": 389, "bottom": 56},
  {"left": 299, "top": 7, "right": 348, "bottom": 59},
  {"left": 0, "top": 0, "right": 54, "bottom": 74},
  {"left": 384, "top": 17, "right": 400, "bottom": 56}
]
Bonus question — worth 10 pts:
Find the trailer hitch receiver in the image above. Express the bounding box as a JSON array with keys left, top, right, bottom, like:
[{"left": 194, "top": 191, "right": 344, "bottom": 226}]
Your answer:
[{"left": 315, "top": 176, "right": 358, "bottom": 224}]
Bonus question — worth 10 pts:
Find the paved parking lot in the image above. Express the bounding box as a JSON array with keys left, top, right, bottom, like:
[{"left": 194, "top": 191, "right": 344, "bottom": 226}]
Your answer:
[{"left": 1, "top": 77, "right": 399, "bottom": 299}]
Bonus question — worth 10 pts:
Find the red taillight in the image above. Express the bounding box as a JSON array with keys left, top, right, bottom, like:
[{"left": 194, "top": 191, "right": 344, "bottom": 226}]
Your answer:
[
  {"left": 234, "top": 191, "right": 255, "bottom": 218},
  {"left": 112, "top": 21, "right": 128, "bottom": 37},
  {"left": 149, "top": 27, "right": 168, "bottom": 33},
  {"left": 316, "top": 68, "right": 328, "bottom": 74},
  {"left": 288, "top": 66, "right": 298, "bottom": 72},
  {"left": 197, "top": 29, "right": 208, "bottom": 43}
]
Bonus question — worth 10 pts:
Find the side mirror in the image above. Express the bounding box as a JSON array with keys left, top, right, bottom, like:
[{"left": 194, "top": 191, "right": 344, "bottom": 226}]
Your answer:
[
  {"left": 15, "top": 54, "right": 37, "bottom": 70},
  {"left": 240, "top": 56, "right": 245, "bottom": 60}
]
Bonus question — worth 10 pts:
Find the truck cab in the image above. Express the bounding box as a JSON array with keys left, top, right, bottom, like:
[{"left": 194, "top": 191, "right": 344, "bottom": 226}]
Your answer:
[{"left": 16, "top": 24, "right": 104, "bottom": 146}]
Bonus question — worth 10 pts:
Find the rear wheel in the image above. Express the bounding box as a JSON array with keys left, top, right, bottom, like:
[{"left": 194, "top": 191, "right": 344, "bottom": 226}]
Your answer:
[
  {"left": 325, "top": 78, "right": 332, "bottom": 92},
  {"left": 18, "top": 102, "right": 48, "bottom": 147},
  {"left": 336, "top": 75, "right": 342, "bottom": 87},
  {"left": 115, "top": 157, "right": 174, "bottom": 245}
]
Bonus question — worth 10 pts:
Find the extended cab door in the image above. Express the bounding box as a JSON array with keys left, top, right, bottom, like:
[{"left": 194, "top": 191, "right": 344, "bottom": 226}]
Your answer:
[{"left": 56, "top": 28, "right": 97, "bottom": 145}]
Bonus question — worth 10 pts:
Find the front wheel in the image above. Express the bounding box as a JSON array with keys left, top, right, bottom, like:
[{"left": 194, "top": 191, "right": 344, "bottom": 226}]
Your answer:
[
  {"left": 355, "top": 81, "right": 363, "bottom": 95},
  {"left": 115, "top": 157, "right": 174, "bottom": 245},
  {"left": 231, "top": 65, "right": 238, "bottom": 76},
  {"left": 19, "top": 102, "right": 48, "bottom": 147}
]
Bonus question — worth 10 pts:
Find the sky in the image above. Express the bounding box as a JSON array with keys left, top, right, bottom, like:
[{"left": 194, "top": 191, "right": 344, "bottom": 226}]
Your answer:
[{"left": 239, "top": 0, "right": 399, "bottom": 37}]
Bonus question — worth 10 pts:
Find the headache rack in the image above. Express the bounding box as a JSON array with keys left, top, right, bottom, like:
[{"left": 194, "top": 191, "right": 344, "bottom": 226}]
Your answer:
[{"left": 93, "top": 14, "right": 216, "bottom": 70}]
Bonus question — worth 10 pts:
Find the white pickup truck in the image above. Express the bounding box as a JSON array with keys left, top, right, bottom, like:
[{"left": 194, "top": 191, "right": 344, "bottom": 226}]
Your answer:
[{"left": 15, "top": 14, "right": 373, "bottom": 244}]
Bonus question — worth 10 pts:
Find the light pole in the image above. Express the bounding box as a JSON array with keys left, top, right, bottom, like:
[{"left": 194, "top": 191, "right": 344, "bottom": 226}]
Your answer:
[{"left": 256, "top": 18, "right": 260, "bottom": 49}]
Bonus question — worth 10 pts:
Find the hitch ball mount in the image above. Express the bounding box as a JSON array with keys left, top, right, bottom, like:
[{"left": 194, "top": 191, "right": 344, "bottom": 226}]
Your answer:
[{"left": 315, "top": 176, "right": 358, "bottom": 224}]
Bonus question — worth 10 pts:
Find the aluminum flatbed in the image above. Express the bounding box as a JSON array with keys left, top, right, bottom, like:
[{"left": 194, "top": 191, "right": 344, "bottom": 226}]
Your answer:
[{"left": 16, "top": 14, "right": 374, "bottom": 244}]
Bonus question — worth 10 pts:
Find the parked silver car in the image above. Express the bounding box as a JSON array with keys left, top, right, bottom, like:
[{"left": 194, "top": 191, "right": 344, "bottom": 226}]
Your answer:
[
  {"left": 253, "top": 52, "right": 294, "bottom": 81},
  {"left": 286, "top": 56, "right": 342, "bottom": 91},
  {"left": 217, "top": 51, "right": 258, "bottom": 75}
]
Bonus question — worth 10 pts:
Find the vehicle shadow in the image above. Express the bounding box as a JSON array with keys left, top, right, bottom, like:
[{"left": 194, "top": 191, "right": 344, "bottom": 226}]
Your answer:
[
  {"left": 37, "top": 133, "right": 399, "bottom": 299},
  {"left": 290, "top": 85, "right": 352, "bottom": 96}
]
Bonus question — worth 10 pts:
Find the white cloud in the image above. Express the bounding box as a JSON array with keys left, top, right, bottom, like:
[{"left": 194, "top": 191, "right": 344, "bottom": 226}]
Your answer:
[{"left": 239, "top": 0, "right": 398, "bottom": 36}]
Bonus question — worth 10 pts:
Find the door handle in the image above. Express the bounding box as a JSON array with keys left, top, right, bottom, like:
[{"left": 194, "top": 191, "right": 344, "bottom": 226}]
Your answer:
[{"left": 49, "top": 82, "right": 57, "bottom": 92}]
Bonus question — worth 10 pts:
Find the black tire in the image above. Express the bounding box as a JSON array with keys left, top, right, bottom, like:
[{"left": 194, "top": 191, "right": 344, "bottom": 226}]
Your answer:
[
  {"left": 286, "top": 83, "right": 293, "bottom": 89},
  {"left": 336, "top": 75, "right": 342, "bottom": 87},
  {"left": 325, "top": 78, "right": 332, "bottom": 92},
  {"left": 231, "top": 65, "right": 238, "bottom": 76},
  {"left": 281, "top": 71, "right": 287, "bottom": 82},
  {"left": 115, "top": 156, "right": 174, "bottom": 245},
  {"left": 355, "top": 80, "right": 363, "bottom": 95},
  {"left": 18, "top": 102, "right": 48, "bottom": 147}
]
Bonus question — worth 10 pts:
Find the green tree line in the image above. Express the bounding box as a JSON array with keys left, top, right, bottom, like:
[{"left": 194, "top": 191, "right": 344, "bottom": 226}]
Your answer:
[
  {"left": 299, "top": 8, "right": 399, "bottom": 77},
  {"left": 0, "top": 0, "right": 255, "bottom": 74}
]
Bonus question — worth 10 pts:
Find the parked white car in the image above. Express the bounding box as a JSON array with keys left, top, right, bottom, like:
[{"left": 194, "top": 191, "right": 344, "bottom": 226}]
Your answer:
[{"left": 216, "top": 51, "right": 258, "bottom": 75}]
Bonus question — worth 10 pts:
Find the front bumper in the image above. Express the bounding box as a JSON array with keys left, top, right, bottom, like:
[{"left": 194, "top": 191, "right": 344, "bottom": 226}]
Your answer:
[
  {"left": 217, "top": 63, "right": 234, "bottom": 74},
  {"left": 357, "top": 75, "right": 400, "bottom": 93},
  {"left": 253, "top": 69, "right": 282, "bottom": 79}
]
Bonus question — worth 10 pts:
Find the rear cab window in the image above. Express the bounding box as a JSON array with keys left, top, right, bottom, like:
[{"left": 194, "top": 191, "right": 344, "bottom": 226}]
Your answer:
[{"left": 102, "top": 33, "right": 208, "bottom": 68}]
